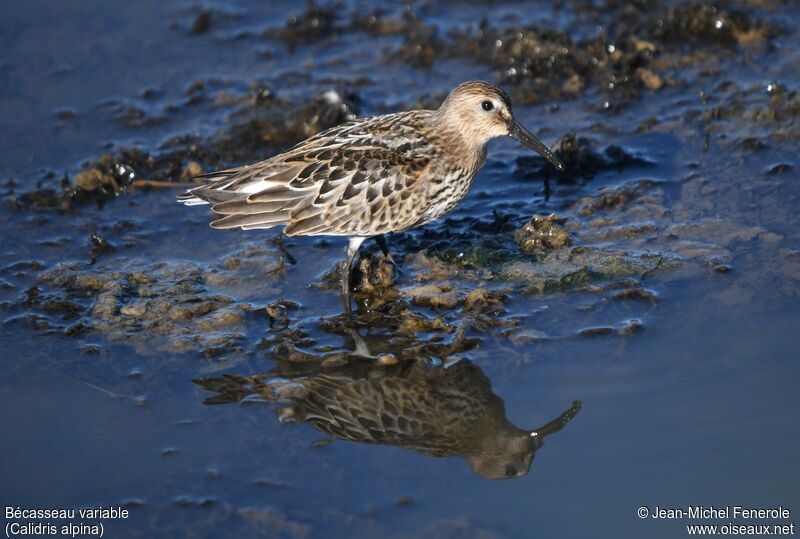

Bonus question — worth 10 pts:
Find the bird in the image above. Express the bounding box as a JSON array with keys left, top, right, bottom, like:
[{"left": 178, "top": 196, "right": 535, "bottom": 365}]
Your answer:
[
  {"left": 179, "top": 81, "right": 564, "bottom": 311},
  {"left": 194, "top": 357, "right": 581, "bottom": 479}
]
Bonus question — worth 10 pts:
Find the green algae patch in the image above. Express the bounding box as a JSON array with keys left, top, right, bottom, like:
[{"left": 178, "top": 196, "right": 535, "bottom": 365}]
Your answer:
[
  {"left": 500, "top": 248, "right": 665, "bottom": 295},
  {"left": 515, "top": 214, "right": 572, "bottom": 254},
  {"left": 29, "top": 242, "right": 286, "bottom": 355}
]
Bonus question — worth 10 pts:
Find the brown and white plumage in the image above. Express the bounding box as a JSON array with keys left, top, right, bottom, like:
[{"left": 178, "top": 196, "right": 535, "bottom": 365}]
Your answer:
[
  {"left": 181, "top": 111, "right": 438, "bottom": 236},
  {"left": 179, "top": 81, "right": 564, "bottom": 310},
  {"left": 195, "top": 358, "right": 581, "bottom": 479}
]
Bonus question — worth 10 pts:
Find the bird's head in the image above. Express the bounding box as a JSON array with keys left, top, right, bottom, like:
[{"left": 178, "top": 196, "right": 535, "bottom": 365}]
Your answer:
[
  {"left": 461, "top": 398, "right": 581, "bottom": 480},
  {"left": 464, "top": 430, "right": 542, "bottom": 480},
  {"left": 438, "top": 81, "right": 564, "bottom": 172}
]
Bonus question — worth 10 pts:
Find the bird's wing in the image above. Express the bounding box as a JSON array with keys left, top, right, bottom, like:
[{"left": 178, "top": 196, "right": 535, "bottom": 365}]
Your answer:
[
  {"left": 179, "top": 112, "right": 435, "bottom": 235},
  {"left": 190, "top": 111, "right": 434, "bottom": 236},
  {"left": 176, "top": 120, "right": 361, "bottom": 204},
  {"left": 299, "top": 374, "right": 452, "bottom": 452}
]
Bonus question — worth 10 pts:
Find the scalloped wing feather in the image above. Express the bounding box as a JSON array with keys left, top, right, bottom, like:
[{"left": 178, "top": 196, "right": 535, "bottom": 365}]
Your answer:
[{"left": 183, "top": 111, "right": 439, "bottom": 235}]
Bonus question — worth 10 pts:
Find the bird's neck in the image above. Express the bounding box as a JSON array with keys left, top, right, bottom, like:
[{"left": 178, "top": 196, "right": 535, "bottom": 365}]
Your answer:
[{"left": 431, "top": 110, "right": 488, "bottom": 173}]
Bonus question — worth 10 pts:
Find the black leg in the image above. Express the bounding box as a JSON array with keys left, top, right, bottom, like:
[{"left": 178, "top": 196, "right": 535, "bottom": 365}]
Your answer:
[
  {"left": 375, "top": 234, "right": 402, "bottom": 274},
  {"left": 342, "top": 237, "right": 365, "bottom": 315},
  {"left": 273, "top": 234, "right": 297, "bottom": 265}
]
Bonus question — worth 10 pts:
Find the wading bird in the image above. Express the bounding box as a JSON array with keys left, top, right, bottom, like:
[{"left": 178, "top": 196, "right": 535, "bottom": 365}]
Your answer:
[
  {"left": 195, "top": 356, "right": 581, "bottom": 479},
  {"left": 180, "top": 81, "right": 564, "bottom": 311}
]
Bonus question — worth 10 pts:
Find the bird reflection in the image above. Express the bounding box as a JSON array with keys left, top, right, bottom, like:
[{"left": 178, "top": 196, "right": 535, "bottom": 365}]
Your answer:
[{"left": 194, "top": 335, "right": 580, "bottom": 480}]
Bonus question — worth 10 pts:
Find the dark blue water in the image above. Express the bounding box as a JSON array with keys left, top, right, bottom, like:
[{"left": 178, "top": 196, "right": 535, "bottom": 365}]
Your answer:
[{"left": 1, "top": 1, "right": 798, "bottom": 538}]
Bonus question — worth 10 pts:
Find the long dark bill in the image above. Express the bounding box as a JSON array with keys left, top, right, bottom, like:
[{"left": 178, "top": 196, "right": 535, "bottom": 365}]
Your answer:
[{"left": 509, "top": 120, "right": 565, "bottom": 172}]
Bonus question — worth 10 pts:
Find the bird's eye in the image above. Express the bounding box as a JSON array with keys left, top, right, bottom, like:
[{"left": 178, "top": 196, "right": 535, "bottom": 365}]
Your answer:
[
  {"left": 481, "top": 100, "right": 494, "bottom": 111},
  {"left": 504, "top": 464, "right": 518, "bottom": 477}
]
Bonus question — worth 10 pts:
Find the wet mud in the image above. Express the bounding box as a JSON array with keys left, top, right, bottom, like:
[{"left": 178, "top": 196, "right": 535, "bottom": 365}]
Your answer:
[{"left": 1, "top": 0, "right": 799, "bottom": 537}]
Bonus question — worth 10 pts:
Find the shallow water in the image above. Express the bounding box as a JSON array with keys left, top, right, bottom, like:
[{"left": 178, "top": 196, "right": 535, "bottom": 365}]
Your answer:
[{"left": 1, "top": 0, "right": 799, "bottom": 538}]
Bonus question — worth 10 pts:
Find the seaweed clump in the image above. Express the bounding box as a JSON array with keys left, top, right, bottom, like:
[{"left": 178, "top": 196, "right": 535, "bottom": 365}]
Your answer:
[
  {"left": 382, "top": 0, "right": 778, "bottom": 105},
  {"left": 515, "top": 215, "right": 572, "bottom": 254},
  {"left": 18, "top": 242, "right": 288, "bottom": 355},
  {"left": 7, "top": 87, "right": 359, "bottom": 212},
  {"left": 516, "top": 134, "right": 654, "bottom": 179},
  {"left": 654, "top": 2, "right": 776, "bottom": 47},
  {"left": 271, "top": 1, "right": 341, "bottom": 46}
]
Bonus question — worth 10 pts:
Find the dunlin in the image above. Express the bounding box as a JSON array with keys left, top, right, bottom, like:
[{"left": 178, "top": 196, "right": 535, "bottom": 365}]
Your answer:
[
  {"left": 196, "top": 356, "right": 581, "bottom": 479},
  {"left": 180, "top": 81, "right": 564, "bottom": 311},
  {"left": 280, "top": 358, "right": 580, "bottom": 479}
]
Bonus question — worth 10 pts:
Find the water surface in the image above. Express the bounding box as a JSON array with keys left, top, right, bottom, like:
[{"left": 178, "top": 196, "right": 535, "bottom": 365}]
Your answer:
[{"left": 1, "top": 1, "right": 798, "bottom": 538}]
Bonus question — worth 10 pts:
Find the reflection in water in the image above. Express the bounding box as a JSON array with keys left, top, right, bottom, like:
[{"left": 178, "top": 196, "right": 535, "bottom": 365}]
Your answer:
[{"left": 195, "top": 334, "right": 580, "bottom": 480}]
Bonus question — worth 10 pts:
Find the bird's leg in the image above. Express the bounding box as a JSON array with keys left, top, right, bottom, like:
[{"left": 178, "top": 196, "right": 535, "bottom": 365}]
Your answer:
[
  {"left": 375, "top": 234, "right": 402, "bottom": 274},
  {"left": 375, "top": 235, "right": 394, "bottom": 263},
  {"left": 347, "top": 329, "right": 375, "bottom": 359},
  {"left": 342, "top": 237, "right": 366, "bottom": 315},
  {"left": 272, "top": 234, "right": 297, "bottom": 265}
]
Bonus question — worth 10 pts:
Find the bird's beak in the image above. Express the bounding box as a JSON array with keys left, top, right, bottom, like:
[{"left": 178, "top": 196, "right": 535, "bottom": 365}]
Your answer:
[{"left": 509, "top": 119, "right": 564, "bottom": 172}]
